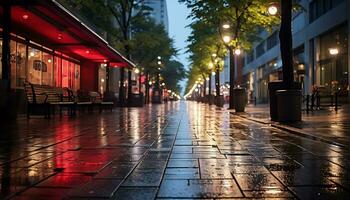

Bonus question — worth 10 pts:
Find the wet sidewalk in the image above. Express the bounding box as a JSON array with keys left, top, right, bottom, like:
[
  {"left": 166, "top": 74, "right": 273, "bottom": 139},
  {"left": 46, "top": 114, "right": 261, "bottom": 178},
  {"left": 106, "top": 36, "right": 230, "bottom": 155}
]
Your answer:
[
  {"left": 238, "top": 104, "right": 350, "bottom": 147},
  {"left": 1, "top": 102, "right": 350, "bottom": 199}
]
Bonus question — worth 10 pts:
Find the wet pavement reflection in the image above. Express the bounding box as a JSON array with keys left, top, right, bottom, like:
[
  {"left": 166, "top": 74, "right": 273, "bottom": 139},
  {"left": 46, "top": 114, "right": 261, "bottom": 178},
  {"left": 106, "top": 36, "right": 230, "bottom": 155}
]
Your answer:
[{"left": 1, "top": 101, "right": 350, "bottom": 199}]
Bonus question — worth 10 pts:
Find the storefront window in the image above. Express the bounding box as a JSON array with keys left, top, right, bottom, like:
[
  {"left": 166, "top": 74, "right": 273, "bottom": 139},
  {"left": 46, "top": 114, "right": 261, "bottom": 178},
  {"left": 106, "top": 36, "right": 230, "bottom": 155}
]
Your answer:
[
  {"left": 74, "top": 64, "right": 80, "bottom": 91},
  {"left": 28, "top": 46, "right": 42, "bottom": 84},
  {"left": 1, "top": 35, "right": 80, "bottom": 90},
  {"left": 319, "top": 25, "right": 348, "bottom": 95},
  {"left": 98, "top": 64, "right": 107, "bottom": 95},
  {"left": 42, "top": 52, "right": 53, "bottom": 86},
  {"left": 10, "top": 40, "right": 17, "bottom": 88},
  {"left": 54, "top": 56, "right": 62, "bottom": 87},
  {"left": 16, "top": 42, "right": 26, "bottom": 87}
]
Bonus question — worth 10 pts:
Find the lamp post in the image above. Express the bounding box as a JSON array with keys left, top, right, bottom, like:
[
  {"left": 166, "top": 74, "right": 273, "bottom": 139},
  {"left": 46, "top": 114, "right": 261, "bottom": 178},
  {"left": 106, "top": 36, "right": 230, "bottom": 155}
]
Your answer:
[
  {"left": 221, "top": 24, "right": 242, "bottom": 109},
  {"left": 208, "top": 62, "right": 214, "bottom": 104}
]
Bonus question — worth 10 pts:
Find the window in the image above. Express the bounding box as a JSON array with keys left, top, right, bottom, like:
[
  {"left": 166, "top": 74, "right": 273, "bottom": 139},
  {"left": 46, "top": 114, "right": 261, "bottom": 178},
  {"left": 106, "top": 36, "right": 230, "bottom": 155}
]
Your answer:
[
  {"left": 309, "top": 0, "right": 345, "bottom": 23},
  {"left": 246, "top": 50, "right": 254, "bottom": 64},
  {"left": 42, "top": 51, "right": 53, "bottom": 86},
  {"left": 319, "top": 25, "right": 348, "bottom": 95},
  {"left": 74, "top": 64, "right": 80, "bottom": 91},
  {"left": 256, "top": 42, "right": 265, "bottom": 58},
  {"left": 16, "top": 42, "right": 26, "bottom": 87},
  {"left": 54, "top": 56, "right": 62, "bottom": 87},
  {"left": 98, "top": 64, "right": 107, "bottom": 94},
  {"left": 28, "top": 46, "right": 42, "bottom": 84},
  {"left": 267, "top": 32, "right": 278, "bottom": 50}
]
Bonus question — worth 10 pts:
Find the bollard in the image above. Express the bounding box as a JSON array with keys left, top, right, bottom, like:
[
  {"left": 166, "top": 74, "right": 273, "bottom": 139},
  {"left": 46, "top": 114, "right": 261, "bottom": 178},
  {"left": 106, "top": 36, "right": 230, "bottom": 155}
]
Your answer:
[
  {"left": 254, "top": 97, "right": 257, "bottom": 106},
  {"left": 335, "top": 92, "right": 338, "bottom": 112},
  {"left": 306, "top": 94, "right": 309, "bottom": 114}
]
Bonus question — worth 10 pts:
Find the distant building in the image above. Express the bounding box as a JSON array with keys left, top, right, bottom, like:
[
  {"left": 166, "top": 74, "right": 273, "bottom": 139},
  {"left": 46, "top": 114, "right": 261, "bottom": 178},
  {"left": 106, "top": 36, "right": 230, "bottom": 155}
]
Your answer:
[{"left": 143, "top": 0, "right": 169, "bottom": 33}]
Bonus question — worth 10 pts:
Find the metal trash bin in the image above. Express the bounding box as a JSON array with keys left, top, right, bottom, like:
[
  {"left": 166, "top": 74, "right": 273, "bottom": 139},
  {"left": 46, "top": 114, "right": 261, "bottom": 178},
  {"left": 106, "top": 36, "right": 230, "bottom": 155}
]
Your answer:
[{"left": 233, "top": 87, "right": 247, "bottom": 112}]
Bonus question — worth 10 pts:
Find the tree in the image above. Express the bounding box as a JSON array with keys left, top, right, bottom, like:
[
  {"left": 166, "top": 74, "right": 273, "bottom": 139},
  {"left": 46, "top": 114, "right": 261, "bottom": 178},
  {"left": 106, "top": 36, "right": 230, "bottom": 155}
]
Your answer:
[
  {"left": 130, "top": 16, "right": 177, "bottom": 103},
  {"left": 180, "top": 0, "right": 279, "bottom": 108},
  {"left": 185, "top": 20, "right": 227, "bottom": 99},
  {"left": 161, "top": 60, "right": 187, "bottom": 94}
]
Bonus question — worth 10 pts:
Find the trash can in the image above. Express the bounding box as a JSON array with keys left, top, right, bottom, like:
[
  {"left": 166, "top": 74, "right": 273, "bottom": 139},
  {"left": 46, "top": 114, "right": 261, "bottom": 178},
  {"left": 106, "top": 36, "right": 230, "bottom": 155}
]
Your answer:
[
  {"left": 215, "top": 95, "right": 225, "bottom": 107},
  {"left": 129, "top": 93, "right": 144, "bottom": 107},
  {"left": 233, "top": 87, "right": 247, "bottom": 112},
  {"left": 268, "top": 81, "right": 285, "bottom": 121},
  {"left": 152, "top": 90, "right": 162, "bottom": 104},
  {"left": 276, "top": 90, "right": 302, "bottom": 122}
]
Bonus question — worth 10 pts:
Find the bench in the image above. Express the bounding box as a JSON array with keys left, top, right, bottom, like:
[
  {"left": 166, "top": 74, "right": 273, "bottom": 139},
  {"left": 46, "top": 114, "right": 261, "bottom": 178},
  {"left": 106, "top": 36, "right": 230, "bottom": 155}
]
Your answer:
[
  {"left": 69, "top": 90, "right": 93, "bottom": 112},
  {"left": 89, "top": 91, "right": 114, "bottom": 112},
  {"left": 24, "top": 82, "right": 75, "bottom": 118}
]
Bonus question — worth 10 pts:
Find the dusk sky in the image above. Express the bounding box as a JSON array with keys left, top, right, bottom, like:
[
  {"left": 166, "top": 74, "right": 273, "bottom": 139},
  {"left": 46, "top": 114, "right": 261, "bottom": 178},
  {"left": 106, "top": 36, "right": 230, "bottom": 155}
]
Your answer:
[{"left": 167, "top": 0, "right": 192, "bottom": 93}]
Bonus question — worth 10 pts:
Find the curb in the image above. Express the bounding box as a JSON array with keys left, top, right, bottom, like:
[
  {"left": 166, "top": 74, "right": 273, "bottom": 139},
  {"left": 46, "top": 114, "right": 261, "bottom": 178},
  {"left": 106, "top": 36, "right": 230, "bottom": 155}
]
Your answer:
[{"left": 231, "top": 112, "right": 346, "bottom": 148}]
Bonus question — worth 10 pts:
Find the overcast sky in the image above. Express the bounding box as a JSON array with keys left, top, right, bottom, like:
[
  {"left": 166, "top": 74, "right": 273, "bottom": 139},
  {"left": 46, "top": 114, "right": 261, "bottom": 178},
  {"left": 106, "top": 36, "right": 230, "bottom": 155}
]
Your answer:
[{"left": 167, "top": 0, "right": 192, "bottom": 94}]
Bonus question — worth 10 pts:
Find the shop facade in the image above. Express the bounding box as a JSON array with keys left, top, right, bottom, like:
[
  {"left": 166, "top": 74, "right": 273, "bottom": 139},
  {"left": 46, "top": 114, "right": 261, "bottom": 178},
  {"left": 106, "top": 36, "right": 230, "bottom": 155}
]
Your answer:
[{"left": 0, "top": 1, "right": 134, "bottom": 113}]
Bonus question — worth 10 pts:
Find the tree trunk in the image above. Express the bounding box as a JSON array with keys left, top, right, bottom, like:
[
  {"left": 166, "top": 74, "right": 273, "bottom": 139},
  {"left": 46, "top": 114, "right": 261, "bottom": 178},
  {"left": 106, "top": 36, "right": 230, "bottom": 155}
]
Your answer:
[
  {"left": 203, "top": 75, "right": 207, "bottom": 98},
  {"left": 280, "top": 0, "right": 294, "bottom": 89},
  {"left": 229, "top": 48, "right": 235, "bottom": 109},
  {"left": 208, "top": 73, "right": 212, "bottom": 97},
  {"left": 145, "top": 73, "right": 149, "bottom": 104},
  {"left": 215, "top": 67, "right": 220, "bottom": 97}
]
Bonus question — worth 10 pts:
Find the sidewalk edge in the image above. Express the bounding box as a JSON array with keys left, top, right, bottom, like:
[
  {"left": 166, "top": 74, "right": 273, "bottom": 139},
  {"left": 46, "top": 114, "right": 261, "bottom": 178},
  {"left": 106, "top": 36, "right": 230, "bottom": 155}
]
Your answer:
[{"left": 232, "top": 113, "right": 346, "bottom": 148}]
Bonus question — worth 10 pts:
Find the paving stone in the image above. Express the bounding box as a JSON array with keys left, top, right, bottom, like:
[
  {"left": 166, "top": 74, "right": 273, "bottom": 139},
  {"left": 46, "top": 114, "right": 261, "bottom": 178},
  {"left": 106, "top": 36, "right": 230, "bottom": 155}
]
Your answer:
[
  {"left": 122, "top": 169, "right": 164, "bottom": 187},
  {"left": 68, "top": 179, "right": 123, "bottom": 198},
  {"left": 158, "top": 179, "right": 243, "bottom": 198},
  {"left": 167, "top": 159, "right": 199, "bottom": 168},
  {"left": 164, "top": 168, "right": 200, "bottom": 179},
  {"left": 289, "top": 185, "right": 350, "bottom": 199},
  {"left": 234, "top": 173, "right": 284, "bottom": 190},
  {"left": 36, "top": 173, "right": 92, "bottom": 188},
  {"left": 111, "top": 187, "right": 158, "bottom": 200}
]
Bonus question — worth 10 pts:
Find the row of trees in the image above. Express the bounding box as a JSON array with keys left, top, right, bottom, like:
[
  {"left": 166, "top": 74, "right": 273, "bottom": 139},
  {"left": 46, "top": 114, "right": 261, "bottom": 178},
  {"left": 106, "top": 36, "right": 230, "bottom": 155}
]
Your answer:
[
  {"left": 181, "top": 0, "right": 280, "bottom": 105},
  {"left": 59, "top": 0, "right": 186, "bottom": 102}
]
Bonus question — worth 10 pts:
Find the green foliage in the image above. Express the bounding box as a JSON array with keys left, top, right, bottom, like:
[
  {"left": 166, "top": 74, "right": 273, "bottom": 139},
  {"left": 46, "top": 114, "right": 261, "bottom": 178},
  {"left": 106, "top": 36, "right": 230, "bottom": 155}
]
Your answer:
[
  {"left": 58, "top": 0, "right": 183, "bottom": 93},
  {"left": 161, "top": 60, "right": 187, "bottom": 93},
  {"left": 130, "top": 17, "right": 176, "bottom": 75},
  {"left": 181, "top": 0, "right": 280, "bottom": 93}
]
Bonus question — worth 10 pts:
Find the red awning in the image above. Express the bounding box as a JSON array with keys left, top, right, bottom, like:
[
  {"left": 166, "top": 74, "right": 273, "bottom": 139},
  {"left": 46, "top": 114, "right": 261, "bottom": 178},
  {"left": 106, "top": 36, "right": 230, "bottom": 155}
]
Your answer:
[{"left": 0, "top": 0, "right": 134, "bottom": 68}]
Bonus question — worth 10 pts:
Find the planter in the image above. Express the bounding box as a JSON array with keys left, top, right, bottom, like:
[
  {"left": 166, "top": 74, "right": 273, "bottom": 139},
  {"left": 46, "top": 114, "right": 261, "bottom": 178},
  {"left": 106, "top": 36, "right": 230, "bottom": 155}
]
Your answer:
[
  {"left": 276, "top": 89, "right": 302, "bottom": 122},
  {"left": 233, "top": 88, "right": 247, "bottom": 112},
  {"left": 129, "top": 93, "right": 144, "bottom": 107},
  {"left": 215, "top": 95, "right": 224, "bottom": 107},
  {"left": 268, "top": 81, "right": 285, "bottom": 121}
]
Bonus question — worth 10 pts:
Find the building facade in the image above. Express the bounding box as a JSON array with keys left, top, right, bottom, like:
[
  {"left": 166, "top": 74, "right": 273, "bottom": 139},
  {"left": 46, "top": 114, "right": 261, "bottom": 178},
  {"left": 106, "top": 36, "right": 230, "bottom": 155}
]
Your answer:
[
  {"left": 241, "top": 0, "right": 350, "bottom": 103},
  {"left": 143, "top": 0, "right": 169, "bottom": 33},
  {"left": 0, "top": 1, "right": 133, "bottom": 113}
]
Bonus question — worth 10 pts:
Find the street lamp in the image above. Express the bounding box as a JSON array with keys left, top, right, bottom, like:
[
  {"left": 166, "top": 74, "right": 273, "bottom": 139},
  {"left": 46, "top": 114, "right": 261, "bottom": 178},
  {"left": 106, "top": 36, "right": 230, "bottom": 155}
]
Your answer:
[
  {"left": 234, "top": 48, "right": 242, "bottom": 56},
  {"left": 329, "top": 48, "right": 339, "bottom": 55},
  {"left": 223, "top": 35, "right": 231, "bottom": 44},
  {"left": 222, "top": 24, "right": 230, "bottom": 29},
  {"left": 267, "top": 4, "right": 279, "bottom": 16}
]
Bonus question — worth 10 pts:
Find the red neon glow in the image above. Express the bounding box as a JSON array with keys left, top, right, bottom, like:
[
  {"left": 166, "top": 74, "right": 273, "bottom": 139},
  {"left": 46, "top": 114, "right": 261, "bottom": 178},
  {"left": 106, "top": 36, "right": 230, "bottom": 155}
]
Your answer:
[
  {"left": 22, "top": 14, "right": 29, "bottom": 20},
  {"left": 6, "top": 6, "right": 130, "bottom": 66}
]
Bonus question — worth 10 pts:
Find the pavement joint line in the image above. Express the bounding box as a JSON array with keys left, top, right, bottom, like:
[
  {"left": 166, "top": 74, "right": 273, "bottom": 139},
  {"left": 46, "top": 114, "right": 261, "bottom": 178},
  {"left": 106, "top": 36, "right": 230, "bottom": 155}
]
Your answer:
[
  {"left": 155, "top": 112, "right": 183, "bottom": 198},
  {"left": 231, "top": 112, "right": 347, "bottom": 149}
]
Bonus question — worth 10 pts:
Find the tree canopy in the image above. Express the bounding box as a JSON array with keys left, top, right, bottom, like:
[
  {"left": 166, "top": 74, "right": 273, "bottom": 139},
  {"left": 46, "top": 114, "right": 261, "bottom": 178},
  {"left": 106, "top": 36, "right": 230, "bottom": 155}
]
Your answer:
[{"left": 181, "top": 0, "right": 280, "bottom": 94}]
